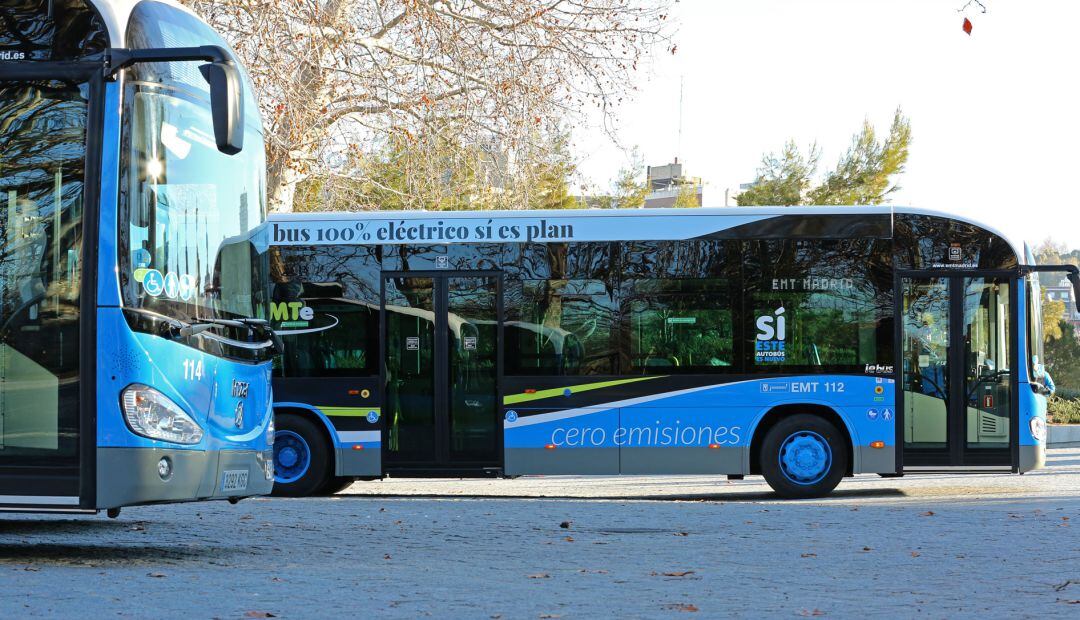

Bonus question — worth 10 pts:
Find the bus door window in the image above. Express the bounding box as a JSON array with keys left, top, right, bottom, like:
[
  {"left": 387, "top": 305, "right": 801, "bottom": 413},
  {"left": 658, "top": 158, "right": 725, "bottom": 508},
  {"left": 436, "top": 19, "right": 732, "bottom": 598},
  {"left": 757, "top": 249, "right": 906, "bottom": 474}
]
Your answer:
[
  {"left": 962, "top": 278, "right": 1011, "bottom": 449},
  {"left": 901, "top": 278, "right": 949, "bottom": 449},
  {"left": 447, "top": 276, "right": 498, "bottom": 461},
  {"left": 383, "top": 277, "right": 436, "bottom": 456},
  {"left": 0, "top": 80, "right": 87, "bottom": 461}
]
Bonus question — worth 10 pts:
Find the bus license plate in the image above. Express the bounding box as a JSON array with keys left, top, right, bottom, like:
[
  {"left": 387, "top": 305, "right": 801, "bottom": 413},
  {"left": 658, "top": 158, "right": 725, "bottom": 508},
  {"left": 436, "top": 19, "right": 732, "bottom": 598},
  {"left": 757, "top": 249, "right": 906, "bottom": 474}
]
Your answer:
[{"left": 221, "top": 470, "right": 249, "bottom": 493}]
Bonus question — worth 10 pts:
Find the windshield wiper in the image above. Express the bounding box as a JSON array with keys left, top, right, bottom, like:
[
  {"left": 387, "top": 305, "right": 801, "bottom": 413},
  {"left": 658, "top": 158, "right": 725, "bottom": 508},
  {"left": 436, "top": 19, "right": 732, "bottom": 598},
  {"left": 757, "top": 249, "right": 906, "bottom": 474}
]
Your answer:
[
  {"left": 186, "top": 316, "right": 284, "bottom": 354},
  {"left": 122, "top": 308, "right": 283, "bottom": 353}
]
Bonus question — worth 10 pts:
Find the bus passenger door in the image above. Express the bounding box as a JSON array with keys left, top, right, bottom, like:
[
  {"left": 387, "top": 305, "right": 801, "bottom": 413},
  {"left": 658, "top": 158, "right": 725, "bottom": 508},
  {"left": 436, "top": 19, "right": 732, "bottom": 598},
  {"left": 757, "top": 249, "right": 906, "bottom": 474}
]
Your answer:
[
  {"left": 382, "top": 272, "right": 501, "bottom": 474},
  {"left": 899, "top": 274, "right": 1015, "bottom": 471},
  {"left": 0, "top": 69, "right": 100, "bottom": 512}
]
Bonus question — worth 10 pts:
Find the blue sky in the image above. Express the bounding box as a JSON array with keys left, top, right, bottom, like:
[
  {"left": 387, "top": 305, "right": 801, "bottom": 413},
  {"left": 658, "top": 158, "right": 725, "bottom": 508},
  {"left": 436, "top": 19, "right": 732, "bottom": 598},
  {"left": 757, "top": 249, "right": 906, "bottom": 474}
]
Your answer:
[{"left": 575, "top": 0, "right": 1080, "bottom": 251}]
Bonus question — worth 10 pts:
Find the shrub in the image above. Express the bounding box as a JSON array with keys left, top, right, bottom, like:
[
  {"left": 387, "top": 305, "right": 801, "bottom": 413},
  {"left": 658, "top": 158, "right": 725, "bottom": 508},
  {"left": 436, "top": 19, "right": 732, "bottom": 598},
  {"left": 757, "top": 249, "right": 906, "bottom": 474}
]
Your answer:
[
  {"left": 1055, "top": 387, "right": 1080, "bottom": 401},
  {"left": 1048, "top": 395, "right": 1080, "bottom": 425}
]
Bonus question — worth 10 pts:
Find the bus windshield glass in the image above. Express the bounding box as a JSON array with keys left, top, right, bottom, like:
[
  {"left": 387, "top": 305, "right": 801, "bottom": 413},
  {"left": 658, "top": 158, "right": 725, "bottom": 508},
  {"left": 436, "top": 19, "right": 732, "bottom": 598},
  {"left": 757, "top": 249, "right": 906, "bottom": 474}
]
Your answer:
[
  {"left": 122, "top": 84, "right": 267, "bottom": 322},
  {"left": 0, "top": 79, "right": 87, "bottom": 462}
]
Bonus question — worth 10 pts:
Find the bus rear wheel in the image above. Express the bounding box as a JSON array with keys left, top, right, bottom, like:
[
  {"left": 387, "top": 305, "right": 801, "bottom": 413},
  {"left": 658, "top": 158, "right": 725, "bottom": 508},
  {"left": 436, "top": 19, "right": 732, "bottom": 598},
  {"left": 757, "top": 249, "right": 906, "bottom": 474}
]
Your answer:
[
  {"left": 271, "top": 413, "right": 330, "bottom": 497},
  {"left": 760, "top": 415, "right": 847, "bottom": 499}
]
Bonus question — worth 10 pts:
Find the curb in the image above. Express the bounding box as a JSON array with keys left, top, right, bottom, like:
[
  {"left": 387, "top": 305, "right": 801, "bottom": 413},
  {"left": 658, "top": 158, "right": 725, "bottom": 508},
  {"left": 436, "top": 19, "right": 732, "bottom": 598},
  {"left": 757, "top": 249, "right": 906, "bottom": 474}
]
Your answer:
[{"left": 1047, "top": 424, "right": 1080, "bottom": 445}]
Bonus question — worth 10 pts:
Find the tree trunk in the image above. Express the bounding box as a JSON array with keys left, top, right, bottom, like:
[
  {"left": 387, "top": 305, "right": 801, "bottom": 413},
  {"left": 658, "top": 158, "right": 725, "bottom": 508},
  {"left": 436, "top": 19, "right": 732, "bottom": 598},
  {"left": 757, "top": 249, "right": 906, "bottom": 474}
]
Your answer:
[{"left": 267, "top": 157, "right": 302, "bottom": 213}]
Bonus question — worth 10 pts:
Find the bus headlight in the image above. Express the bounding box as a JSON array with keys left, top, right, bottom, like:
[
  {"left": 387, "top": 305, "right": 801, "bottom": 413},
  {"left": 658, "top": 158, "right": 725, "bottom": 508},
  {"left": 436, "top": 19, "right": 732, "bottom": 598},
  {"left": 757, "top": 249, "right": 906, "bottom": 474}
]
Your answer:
[
  {"left": 121, "top": 384, "right": 204, "bottom": 445},
  {"left": 1029, "top": 417, "right": 1046, "bottom": 442},
  {"left": 266, "top": 415, "right": 275, "bottom": 445}
]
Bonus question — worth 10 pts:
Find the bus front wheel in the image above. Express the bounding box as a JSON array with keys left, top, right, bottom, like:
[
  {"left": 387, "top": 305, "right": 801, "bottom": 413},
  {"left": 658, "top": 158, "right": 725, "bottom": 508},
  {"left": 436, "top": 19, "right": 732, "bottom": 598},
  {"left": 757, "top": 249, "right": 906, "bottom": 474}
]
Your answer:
[
  {"left": 760, "top": 415, "right": 847, "bottom": 499},
  {"left": 271, "top": 413, "right": 331, "bottom": 497}
]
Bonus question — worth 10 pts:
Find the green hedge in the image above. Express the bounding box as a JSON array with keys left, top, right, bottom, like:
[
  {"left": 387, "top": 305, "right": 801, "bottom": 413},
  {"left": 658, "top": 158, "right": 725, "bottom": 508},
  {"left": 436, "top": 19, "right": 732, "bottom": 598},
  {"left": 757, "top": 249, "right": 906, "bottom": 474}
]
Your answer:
[
  {"left": 1048, "top": 395, "right": 1080, "bottom": 425},
  {"left": 1055, "top": 387, "right": 1080, "bottom": 401}
]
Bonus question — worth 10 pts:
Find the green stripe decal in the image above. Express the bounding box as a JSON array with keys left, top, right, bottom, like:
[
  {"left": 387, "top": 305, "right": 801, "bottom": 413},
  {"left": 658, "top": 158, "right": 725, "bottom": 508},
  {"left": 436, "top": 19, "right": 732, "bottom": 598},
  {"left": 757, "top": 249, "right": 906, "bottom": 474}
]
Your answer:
[
  {"left": 503, "top": 376, "right": 663, "bottom": 406},
  {"left": 320, "top": 406, "right": 380, "bottom": 417}
]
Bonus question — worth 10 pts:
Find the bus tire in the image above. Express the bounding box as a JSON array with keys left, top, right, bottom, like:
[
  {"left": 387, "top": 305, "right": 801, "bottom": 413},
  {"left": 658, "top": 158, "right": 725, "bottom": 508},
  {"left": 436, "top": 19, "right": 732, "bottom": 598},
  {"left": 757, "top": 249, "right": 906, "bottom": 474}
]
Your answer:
[
  {"left": 271, "top": 413, "right": 330, "bottom": 497},
  {"left": 318, "top": 476, "right": 356, "bottom": 495},
  {"left": 760, "top": 414, "right": 847, "bottom": 499}
]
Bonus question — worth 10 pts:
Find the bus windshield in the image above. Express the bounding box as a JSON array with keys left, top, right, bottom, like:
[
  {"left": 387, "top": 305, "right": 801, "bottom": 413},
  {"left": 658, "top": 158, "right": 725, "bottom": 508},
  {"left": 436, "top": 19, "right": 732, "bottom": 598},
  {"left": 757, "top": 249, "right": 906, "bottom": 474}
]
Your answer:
[
  {"left": 122, "top": 84, "right": 267, "bottom": 323},
  {"left": 0, "top": 79, "right": 87, "bottom": 461}
]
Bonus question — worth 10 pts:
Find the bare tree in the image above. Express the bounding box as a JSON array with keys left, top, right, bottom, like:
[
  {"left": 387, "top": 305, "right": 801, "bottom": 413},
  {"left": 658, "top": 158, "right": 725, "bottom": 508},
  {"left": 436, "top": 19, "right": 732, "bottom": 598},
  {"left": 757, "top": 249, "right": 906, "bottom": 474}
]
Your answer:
[{"left": 181, "top": 0, "right": 673, "bottom": 212}]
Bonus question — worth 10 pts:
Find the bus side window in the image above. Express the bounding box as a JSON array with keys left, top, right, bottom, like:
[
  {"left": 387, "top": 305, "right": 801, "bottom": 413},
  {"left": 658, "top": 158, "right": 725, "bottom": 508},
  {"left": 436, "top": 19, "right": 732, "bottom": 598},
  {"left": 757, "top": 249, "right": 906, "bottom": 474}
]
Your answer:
[
  {"left": 625, "top": 278, "right": 734, "bottom": 373},
  {"left": 747, "top": 239, "right": 893, "bottom": 372},
  {"left": 503, "top": 279, "right": 616, "bottom": 376}
]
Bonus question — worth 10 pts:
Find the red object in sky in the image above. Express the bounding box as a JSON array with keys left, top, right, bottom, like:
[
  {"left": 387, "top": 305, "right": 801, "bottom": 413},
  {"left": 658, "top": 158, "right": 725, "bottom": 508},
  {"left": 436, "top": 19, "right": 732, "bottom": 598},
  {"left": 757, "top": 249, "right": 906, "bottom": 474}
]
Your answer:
[{"left": 963, "top": 17, "right": 973, "bottom": 35}]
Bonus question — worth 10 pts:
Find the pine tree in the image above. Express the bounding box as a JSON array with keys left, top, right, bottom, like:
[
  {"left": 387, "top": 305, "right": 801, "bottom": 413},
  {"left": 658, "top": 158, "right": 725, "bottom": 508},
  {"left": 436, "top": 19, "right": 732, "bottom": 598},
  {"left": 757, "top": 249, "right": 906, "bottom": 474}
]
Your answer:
[{"left": 737, "top": 109, "right": 911, "bottom": 206}]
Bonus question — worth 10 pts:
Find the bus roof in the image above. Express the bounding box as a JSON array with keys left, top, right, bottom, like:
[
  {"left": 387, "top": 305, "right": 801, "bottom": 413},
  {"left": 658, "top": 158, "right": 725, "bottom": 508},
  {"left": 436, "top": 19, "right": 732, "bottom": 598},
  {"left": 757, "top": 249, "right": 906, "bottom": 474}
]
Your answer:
[
  {"left": 89, "top": 0, "right": 198, "bottom": 46},
  {"left": 269, "top": 205, "right": 1025, "bottom": 261}
]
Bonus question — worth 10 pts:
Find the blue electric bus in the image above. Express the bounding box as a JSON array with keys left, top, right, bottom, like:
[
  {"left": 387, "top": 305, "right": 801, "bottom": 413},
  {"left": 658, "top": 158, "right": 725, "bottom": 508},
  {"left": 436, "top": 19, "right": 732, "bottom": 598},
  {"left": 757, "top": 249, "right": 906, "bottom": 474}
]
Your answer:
[
  {"left": 0, "top": 0, "right": 277, "bottom": 515},
  {"left": 266, "top": 207, "right": 1078, "bottom": 498}
]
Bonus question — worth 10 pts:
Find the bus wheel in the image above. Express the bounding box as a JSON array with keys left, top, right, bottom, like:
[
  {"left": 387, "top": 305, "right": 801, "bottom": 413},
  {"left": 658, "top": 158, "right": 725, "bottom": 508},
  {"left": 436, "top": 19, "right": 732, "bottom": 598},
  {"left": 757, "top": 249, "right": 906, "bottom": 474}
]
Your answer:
[
  {"left": 271, "top": 413, "right": 330, "bottom": 497},
  {"left": 318, "top": 476, "right": 356, "bottom": 495},
  {"left": 760, "top": 415, "right": 847, "bottom": 499}
]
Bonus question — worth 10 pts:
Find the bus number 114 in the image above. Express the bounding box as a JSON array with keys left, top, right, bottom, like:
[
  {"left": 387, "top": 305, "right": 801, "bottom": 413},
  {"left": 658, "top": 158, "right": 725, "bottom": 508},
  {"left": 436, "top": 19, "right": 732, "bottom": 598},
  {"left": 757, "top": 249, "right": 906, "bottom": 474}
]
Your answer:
[{"left": 183, "top": 358, "right": 205, "bottom": 381}]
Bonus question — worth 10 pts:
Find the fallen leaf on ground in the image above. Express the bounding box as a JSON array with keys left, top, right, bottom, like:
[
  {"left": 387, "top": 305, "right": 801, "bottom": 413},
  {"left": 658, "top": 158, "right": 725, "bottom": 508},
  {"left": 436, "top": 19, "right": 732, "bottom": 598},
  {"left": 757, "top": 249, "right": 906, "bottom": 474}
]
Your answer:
[{"left": 664, "top": 603, "right": 699, "bottom": 612}]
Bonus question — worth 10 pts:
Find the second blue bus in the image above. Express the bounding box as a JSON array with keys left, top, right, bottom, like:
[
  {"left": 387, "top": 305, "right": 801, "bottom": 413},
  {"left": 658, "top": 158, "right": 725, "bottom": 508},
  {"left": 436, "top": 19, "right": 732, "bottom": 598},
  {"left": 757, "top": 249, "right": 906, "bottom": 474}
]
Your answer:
[{"left": 265, "top": 206, "right": 1076, "bottom": 498}]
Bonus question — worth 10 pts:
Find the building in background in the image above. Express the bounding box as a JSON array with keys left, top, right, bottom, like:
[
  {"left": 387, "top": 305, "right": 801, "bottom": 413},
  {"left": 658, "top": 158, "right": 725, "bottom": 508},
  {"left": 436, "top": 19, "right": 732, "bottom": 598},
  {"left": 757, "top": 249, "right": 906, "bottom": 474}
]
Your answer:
[
  {"left": 644, "top": 159, "right": 703, "bottom": 208},
  {"left": 1046, "top": 278, "right": 1080, "bottom": 334}
]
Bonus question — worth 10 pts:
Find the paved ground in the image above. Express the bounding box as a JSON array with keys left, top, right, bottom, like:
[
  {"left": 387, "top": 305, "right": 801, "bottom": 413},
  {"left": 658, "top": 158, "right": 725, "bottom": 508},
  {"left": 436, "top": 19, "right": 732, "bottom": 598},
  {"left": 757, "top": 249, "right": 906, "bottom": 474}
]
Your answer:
[{"left": 2, "top": 448, "right": 1079, "bottom": 619}]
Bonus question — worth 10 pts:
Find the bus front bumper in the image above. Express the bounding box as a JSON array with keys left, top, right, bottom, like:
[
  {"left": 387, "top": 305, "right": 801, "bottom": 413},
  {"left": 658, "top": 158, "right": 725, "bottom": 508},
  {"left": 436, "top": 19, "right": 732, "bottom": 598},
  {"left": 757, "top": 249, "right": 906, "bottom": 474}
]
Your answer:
[
  {"left": 1019, "top": 443, "right": 1045, "bottom": 472},
  {"left": 96, "top": 447, "right": 274, "bottom": 509}
]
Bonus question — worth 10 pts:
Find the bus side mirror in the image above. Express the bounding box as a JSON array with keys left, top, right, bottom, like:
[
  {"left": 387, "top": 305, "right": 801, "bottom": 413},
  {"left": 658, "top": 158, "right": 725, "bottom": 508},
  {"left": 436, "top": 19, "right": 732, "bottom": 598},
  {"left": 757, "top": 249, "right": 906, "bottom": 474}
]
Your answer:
[{"left": 199, "top": 61, "right": 244, "bottom": 155}]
